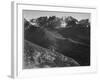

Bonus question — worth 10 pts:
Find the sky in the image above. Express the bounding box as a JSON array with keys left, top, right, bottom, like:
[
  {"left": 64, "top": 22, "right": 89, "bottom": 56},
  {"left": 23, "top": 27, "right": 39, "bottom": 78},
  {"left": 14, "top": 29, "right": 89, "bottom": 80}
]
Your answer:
[{"left": 23, "top": 10, "right": 90, "bottom": 21}]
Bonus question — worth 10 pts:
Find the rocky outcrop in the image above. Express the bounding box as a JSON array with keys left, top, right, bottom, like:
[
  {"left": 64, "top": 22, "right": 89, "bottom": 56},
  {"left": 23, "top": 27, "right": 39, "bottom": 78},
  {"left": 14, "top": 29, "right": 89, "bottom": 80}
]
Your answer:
[{"left": 24, "top": 40, "right": 80, "bottom": 69}]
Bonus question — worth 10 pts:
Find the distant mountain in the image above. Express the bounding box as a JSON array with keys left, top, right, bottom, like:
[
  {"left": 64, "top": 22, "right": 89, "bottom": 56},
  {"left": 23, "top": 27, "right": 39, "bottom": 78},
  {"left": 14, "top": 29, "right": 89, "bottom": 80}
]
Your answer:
[
  {"left": 78, "top": 19, "right": 90, "bottom": 28},
  {"left": 65, "top": 16, "right": 78, "bottom": 25},
  {"left": 24, "top": 18, "right": 31, "bottom": 30}
]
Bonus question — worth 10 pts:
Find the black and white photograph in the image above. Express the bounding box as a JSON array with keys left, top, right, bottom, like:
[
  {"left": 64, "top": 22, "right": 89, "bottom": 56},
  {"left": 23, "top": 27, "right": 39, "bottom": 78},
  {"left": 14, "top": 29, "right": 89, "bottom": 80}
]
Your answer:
[{"left": 23, "top": 10, "right": 90, "bottom": 69}]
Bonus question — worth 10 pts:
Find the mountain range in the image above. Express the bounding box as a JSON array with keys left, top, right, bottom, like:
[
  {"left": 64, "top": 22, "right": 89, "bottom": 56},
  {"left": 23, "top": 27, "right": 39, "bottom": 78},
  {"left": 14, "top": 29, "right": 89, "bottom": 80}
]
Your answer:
[{"left": 24, "top": 16, "right": 90, "bottom": 66}]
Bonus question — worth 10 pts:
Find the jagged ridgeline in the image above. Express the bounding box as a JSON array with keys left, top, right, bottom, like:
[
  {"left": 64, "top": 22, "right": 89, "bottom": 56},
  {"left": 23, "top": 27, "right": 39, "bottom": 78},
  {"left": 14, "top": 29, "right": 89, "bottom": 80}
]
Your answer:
[{"left": 24, "top": 16, "right": 90, "bottom": 68}]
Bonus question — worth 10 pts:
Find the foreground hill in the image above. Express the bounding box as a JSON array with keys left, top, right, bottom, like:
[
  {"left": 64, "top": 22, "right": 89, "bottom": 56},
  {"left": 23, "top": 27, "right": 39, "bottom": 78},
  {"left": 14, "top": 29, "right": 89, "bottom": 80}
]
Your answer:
[{"left": 24, "top": 40, "right": 80, "bottom": 69}]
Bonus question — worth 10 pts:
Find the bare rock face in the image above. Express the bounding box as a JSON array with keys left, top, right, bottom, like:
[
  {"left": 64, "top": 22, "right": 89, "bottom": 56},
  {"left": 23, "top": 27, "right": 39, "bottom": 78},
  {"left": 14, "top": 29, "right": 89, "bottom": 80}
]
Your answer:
[{"left": 24, "top": 40, "right": 80, "bottom": 69}]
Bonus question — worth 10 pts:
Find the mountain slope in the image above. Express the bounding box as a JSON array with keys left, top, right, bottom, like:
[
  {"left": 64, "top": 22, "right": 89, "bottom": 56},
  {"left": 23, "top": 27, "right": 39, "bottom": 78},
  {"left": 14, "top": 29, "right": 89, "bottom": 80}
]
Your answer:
[{"left": 24, "top": 40, "right": 80, "bottom": 69}]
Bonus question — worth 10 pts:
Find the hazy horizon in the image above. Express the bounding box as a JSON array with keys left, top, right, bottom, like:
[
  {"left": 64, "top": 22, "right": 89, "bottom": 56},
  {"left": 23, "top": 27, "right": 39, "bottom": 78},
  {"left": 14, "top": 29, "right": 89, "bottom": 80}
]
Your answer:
[{"left": 23, "top": 10, "right": 90, "bottom": 21}]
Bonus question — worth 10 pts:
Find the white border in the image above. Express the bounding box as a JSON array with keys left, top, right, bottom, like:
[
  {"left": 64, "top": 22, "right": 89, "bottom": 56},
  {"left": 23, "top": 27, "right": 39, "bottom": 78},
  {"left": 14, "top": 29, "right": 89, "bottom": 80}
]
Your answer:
[{"left": 11, "top": 2, "right": 97, "bottom": 78}]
